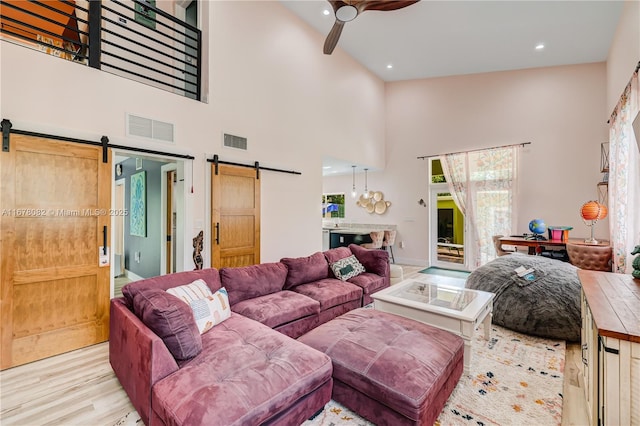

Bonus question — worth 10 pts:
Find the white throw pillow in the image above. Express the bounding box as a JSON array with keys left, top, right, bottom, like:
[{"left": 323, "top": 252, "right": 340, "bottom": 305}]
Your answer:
[
  {"left": 166, "top": 279, "right": 213, "bottom": 304},
  {"left": 189, "top": 287, "right": 232, "bottom": 334}
]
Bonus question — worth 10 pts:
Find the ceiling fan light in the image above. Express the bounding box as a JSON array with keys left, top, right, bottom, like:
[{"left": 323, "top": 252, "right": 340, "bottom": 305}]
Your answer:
[{"left": 336, "top": 5, "right": 358, "bottom": 22}]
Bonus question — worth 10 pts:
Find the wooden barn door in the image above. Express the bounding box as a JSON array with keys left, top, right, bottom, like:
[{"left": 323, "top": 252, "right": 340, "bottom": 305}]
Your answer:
[
  {"left": 211, "top": 164, "right": 260, "bottom": 268},
  {"left": 0, "top": 134, "right": 111, "bottom": 369}
]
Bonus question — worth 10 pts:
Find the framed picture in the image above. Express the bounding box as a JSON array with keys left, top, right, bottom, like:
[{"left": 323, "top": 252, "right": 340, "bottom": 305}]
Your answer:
[
  {"left": 130, "top": 171, "right": 146, "bottom": 237},
  {"left": 600, "top": 142, "right": 609, "bottom": 173},
  {"left": 135, "top": 0, "right": 156, "bottom": 29}
]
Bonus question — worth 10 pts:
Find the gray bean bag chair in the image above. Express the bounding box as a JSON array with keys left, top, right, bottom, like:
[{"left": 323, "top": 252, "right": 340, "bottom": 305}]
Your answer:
[{"left": 466, "top": 253, "right": 580, "bottom": 341}]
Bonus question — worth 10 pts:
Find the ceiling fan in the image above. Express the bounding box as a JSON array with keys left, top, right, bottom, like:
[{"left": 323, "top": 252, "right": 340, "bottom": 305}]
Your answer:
[{"left": 324, "top": 0, "right": 420, "bottom": 55}]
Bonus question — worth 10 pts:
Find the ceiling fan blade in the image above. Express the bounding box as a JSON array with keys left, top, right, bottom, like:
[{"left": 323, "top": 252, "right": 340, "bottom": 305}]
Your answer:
[
  {"left": 363, "top": 0, "right": 420, "bottom": 12},
  {"left": 323, "top": 20, "right": 345, "bottom": 55}
]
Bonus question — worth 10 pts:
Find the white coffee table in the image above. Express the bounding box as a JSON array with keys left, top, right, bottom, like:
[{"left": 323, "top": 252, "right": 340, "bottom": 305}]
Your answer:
[{"left": 372, "top": 274, "right": 495, "bottom": 373}]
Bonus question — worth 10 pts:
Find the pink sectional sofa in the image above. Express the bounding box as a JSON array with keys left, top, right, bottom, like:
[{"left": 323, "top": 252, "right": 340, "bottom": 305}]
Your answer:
[{"left": 110, "top": 245, "right": 389, "bottom": 425}]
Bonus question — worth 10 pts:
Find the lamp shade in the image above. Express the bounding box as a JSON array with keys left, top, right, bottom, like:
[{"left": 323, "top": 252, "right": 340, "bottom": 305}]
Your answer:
[{"left": 580, "top": 201, "right": 607, "bottom": 221}]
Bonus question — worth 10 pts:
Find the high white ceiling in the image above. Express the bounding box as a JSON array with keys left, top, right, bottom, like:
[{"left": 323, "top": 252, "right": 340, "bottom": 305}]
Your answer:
[
  {"left": 282, "top": 0, "right": 623, "bottom": 82},
  {"left": 280, "top": 1, "right": 624, "bottom": 176}
]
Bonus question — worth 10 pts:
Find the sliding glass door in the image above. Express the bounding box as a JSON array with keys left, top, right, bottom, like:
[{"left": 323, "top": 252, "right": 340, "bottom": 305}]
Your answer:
[{"left": 429, "top": 159, "right": 467, "bottom": 270}]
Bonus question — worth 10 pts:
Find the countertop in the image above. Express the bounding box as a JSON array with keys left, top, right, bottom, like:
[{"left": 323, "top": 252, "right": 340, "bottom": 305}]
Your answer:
[
  {"left": 578, "top": 270, "right": 640, "bottom": 343},
  {"left": 323, "top": 228, "right": 382, "bottom": 235}
]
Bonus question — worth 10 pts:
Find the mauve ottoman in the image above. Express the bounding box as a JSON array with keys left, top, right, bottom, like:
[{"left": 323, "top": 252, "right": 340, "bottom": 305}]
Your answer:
[{"left": 298, "top": 308, "right": 464, "bottom": 425}]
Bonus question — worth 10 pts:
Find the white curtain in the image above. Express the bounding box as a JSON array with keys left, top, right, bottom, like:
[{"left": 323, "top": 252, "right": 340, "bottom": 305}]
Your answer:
[
  {"left": 608, "top": 71, "right": 640, "bottom": 274},
  {"left": 441, "top": 146, "right": 519, "bottom": 268}
]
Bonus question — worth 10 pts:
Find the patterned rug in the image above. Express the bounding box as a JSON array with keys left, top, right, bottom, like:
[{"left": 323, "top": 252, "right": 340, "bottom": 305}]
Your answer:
[
  {"left": 114, "top": 326, "right": 564, "bottom": 426},
  {"left": 303, "top": 325, "right": 565, "bottom": 426}
]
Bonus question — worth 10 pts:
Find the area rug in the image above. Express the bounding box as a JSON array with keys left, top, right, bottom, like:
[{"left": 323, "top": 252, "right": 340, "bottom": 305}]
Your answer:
[
  {"left": 114, "top": 326, "right": 564, "bottom": 426},
  {"left": 418, "top": 266, "right": 471, "bottom": 279}
]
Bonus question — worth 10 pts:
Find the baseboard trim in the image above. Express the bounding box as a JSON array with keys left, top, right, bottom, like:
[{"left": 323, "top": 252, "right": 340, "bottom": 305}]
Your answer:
[{"left": 125, "top": 270, "right": 144, "bottom": 282}]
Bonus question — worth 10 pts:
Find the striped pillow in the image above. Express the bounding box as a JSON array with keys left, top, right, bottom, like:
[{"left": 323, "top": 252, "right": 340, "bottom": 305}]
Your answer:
[{"left": 166, "top": 279, "right": 213, "bottom": 304}]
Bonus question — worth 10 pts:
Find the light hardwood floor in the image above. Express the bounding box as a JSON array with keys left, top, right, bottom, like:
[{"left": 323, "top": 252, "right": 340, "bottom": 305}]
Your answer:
[{"left": 0, "top": 265, "right": 589, "bottom": 425}]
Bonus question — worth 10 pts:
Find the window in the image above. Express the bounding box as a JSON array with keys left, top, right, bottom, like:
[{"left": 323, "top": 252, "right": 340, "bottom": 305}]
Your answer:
[
  {"left": 322, "top": 193, "right": 345, "bottom": 218},
  {"left": 431, "top": 159, "right": 447, "bottom": 183}
]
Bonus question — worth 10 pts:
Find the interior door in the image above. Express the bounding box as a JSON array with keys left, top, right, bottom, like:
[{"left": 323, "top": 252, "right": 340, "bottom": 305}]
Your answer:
[
  {"left": 211, "top": 164, "right": 260, "bottom": 268},
  {"left": 184, "top": 0, "right": 198, "bottom": 100},
  {"left": 166, "top": 169, "right": 175, "bottom": 274},
  {"left": 114, "top": 179, "right": 125, "bottom": 277},
  {"left": 0, "top": 134, "right": 111, "bottom": 369}
]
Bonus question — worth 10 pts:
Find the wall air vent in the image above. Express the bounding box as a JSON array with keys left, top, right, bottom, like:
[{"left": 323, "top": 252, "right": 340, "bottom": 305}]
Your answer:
[
  {"left": 223, "top": 133, "right": 248, "bottom": 151},
  {"left": 127, "top": 114, "right": 174, "bottom": 143}
]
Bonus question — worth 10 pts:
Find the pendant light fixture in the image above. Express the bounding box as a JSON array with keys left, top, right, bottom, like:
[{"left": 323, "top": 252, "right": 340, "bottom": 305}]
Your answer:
[
  {"left": 351, "top": 165, "right": 357, "bottom": 198},
  {"left": 363, "top": 168, "right": 369, "bottom": 198}
]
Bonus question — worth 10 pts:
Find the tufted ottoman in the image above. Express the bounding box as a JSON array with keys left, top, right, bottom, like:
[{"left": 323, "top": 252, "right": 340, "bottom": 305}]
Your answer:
[
  {"left": 566, "top": 242, "right": 612, "bottom": 271},
  {"left": 298, "top": 308, "right": 464, "bottom": 425}
]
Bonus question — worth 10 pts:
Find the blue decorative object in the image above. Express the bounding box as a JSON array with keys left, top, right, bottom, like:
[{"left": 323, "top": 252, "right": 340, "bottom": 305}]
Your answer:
[{"left": 529, "top": 219, "right": 547, "bottom": 236}]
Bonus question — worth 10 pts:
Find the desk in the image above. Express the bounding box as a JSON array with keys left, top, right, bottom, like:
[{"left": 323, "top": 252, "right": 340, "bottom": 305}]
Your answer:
[{"left": 499, "top": 236, "right": 609, "bottom": 255}]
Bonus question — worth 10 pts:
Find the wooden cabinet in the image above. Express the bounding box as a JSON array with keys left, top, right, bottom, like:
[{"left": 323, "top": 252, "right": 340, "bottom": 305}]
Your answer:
[
  {"left": 579, "top": 271, "right": 640, "bottom": 425},
  {"left": 581, "top": 291, "right": 598, "bottom": 424}
]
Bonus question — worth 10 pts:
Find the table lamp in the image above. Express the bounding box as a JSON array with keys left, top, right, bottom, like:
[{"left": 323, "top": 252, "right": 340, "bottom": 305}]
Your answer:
[{"left": 580, "top": 200, "right": 607, "bottom": 244}]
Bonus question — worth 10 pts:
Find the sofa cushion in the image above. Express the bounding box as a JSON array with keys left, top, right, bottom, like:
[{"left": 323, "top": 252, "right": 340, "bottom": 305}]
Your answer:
[
  {"left": 292, "top": 278, "right": 362, "bottom": 310},
  {"left": 123, "top": 269, "right": 221, "bottom": 306},
  {"left": 349, "top": 244, "right": 389, "bottom": 276},
  {"left": 323, "top": 247, "right": 352, "bottom": 265},
  {"left": 330, "top": 255, "right": 366, "bottom": 281},
  {"left": 152, "top": 313, "right": 333, "bottom": 425},
  {"left": 190, "top": 288, "right": 232, "bottom": 334},
  {"left": 231, "top": 291, "right": 320, "bottom": 329},
  {"left": 132, "top": 289, "right": 202, "bottom": 361},
  {"left": 220, "top": 262, "right": 288, "bottom": 305},
  {"left": 281, "top": 252, "right": 329, "bottom": 289},
  {"left": 167, "top": 279, "right": 213, "bottom": 304},
  {"left": 347, "top": 272, "right": 386, "bottom": 295}
]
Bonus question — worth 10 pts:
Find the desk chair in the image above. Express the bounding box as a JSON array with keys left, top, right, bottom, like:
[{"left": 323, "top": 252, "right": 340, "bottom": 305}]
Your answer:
[{"left": 493, "top": 235, "right": 516, "bottom": 256}]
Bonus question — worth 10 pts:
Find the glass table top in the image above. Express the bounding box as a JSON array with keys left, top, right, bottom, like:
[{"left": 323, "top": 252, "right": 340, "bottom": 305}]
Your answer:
[{"left": 388, "top": 281, "right": 478, "bottom": 312}]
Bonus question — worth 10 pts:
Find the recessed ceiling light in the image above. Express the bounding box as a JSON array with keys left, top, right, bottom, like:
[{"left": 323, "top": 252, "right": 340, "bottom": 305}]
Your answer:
[
  {"left": 386, "top": 64, "right": 393, "bottom": 69},
  {"left": 323, "top": 166, "right": 332, "bottom": 169},
  {"left": 322, "top": 9, "right": 330, "bottom": 16},
  {"left": 535, "top": 43, "right": 545, "bottom": 50}
]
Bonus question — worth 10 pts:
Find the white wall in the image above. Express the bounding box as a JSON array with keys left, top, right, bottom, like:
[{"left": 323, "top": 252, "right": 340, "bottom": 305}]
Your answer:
[
  {"left": 606, "top": 0, "right": 640, "bottom": 115},
  {"left": 324, "top": 63, "right": 608, "bottom": 265},
  {"left": 0, "top": 1, "right": 386, "bottom": 266}
]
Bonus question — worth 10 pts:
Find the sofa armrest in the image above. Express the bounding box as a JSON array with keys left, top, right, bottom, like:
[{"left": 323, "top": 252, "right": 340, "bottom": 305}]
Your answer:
[{"left": 110, "top": 298, "right": 179, "bottom": 425}]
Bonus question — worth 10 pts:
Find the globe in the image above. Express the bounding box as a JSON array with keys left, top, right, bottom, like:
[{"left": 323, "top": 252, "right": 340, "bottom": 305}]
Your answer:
[{"left": 529, "top": 219, "right": 547, "bottom": 235}]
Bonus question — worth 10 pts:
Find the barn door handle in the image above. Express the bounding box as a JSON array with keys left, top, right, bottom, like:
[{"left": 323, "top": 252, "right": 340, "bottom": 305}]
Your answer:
[
  {"left": 215, "top": 222, "right": 220, "bottom": 245},
  {"left": 102, "top": 226, "right": 107, "bottom": 255}
]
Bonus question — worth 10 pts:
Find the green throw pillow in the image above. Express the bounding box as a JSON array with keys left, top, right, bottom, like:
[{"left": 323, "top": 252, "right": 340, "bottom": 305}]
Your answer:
[{"left": 331, "top": 255, "right": 366, "bottom": 281}]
